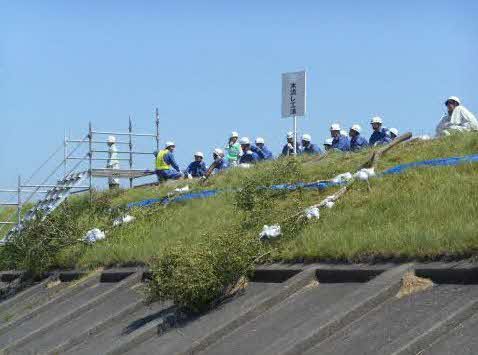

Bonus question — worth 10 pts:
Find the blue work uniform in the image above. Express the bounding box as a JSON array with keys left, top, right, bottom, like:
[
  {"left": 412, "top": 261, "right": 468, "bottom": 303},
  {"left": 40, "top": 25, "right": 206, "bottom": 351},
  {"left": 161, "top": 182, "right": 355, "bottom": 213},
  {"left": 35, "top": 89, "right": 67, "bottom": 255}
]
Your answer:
[
  {"left": 350, "top": 135, "right": 369, "bottom": 152},
  {"left": 369, "top": 128, "right": 392, "bottom": 146},
  {"left": 239, "top": 150, "right": 259, "bottom": 164},
  {"left": 300, "top": 143, "right": 322, "bottom": 155},
  {"left": 331, "top": 136, "right": 350, "bottom": 151},
  {"left": 156, "top": 151, "right": 182, "bottom": 180},
  {"left": 281, "top": 142, "right": 301, "bottom": 156},
  {"left": 251, "top": 145, "right": 274, "bottom": 161},
  {"left": 213, "top": 158, "right": 228, "bottom": 173},
  {"left": 185, "top": 161, "right": 207, "bottom": 177}
]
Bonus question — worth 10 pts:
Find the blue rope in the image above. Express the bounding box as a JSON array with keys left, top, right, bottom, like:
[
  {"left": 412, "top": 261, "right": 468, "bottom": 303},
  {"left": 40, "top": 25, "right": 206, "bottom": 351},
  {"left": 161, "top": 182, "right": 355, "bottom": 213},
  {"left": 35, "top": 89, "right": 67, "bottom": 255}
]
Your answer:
[{"left": 127, "top": 154, "right": 478, "bottom": 209}]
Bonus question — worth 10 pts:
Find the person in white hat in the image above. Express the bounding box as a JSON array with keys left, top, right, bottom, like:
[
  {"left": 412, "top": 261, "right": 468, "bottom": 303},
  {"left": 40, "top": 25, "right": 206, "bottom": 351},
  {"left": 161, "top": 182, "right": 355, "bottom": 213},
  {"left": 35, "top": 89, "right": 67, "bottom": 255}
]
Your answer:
[
  {"left": 155, "top": 141, "right": 182, "bottom": 181},
  {"left": 330, "top": 123, "right": 350, "bottom": 151},
  {"left": 281, "top": 131, "right": 301, "bottom": 156},
  {"left": 252, "top": 137, "right": 273, "bottom": 161},
  {"left": 436, "top": 96, "right": 478, "bottom": 136},
  {"left": 389, "top": 128, "right": 399, "bottom": 140},
  {"left": 211, "top": 148, "right": 228, "bottom": 174},
  {"left": 300, "top": 134, "right": 321, "bottom": 155},
  {"left": 349, "top": 124, "right": 368, "bottom": 152},
  {"left": 106, "top": 136, "right": 120, "bottom": 189},
  {"left": 238, "top": 137, "right": 259, "bottom": 164},
  {"left": 184, "top": 152, "right": 207, "bottom": 178},
  {"left": 323, "top": 137, "right": 334, "bottom": 151},
  {"left": 369, "top": 116, "right": 392, "bottom": 146},
  {"left": 225, "top": 131, "right": 241, "bottom": 167}
]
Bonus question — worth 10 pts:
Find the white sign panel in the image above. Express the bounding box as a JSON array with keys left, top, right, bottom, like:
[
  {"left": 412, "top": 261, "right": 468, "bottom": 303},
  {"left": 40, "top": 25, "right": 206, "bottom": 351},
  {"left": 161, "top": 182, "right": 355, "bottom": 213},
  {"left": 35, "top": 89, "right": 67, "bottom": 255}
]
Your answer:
[{"left": 281, "top": 71, "right": 306, "bottom": 118}]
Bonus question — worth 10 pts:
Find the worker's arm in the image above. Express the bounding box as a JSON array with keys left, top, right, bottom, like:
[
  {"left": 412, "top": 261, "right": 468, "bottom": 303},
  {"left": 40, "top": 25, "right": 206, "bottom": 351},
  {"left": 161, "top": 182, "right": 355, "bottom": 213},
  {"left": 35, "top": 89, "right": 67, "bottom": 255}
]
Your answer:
[{"left": 165, "top": 152, "right": 180, "bottom": 171}]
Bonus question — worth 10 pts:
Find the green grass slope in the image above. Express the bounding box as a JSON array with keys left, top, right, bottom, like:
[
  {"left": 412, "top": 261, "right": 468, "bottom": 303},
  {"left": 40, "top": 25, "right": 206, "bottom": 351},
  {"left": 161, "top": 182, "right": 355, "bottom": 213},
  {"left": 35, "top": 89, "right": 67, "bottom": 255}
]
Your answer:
[{"left": 1, "top": 133, "right": 477, "bottom": 272}]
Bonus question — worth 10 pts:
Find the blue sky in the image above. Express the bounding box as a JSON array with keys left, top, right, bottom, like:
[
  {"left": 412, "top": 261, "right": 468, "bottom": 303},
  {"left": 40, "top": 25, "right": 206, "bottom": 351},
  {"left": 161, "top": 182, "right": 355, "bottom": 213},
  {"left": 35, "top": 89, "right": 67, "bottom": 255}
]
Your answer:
[{"left": 1, "top": 0, "right": 477, "bottom": 189}]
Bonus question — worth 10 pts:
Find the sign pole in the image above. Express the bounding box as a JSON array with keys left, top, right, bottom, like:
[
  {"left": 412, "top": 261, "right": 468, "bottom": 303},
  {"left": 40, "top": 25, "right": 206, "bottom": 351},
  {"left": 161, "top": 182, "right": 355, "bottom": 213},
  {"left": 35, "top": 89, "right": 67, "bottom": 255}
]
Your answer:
[{"left": 293, "top": 115, "right": 297, "bottom": 155}]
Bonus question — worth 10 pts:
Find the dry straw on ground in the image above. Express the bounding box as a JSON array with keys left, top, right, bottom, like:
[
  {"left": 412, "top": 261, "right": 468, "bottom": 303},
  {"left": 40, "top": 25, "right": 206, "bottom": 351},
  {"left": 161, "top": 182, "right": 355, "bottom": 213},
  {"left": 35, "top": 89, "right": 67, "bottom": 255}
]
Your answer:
[{"left": 396, "top": 271, "right": 434, "bottom": 299}]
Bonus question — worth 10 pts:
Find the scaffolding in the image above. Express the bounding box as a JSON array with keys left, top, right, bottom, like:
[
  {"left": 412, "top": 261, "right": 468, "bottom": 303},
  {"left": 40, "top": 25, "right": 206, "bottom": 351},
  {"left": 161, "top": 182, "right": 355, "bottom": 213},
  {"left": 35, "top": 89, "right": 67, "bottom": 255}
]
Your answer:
[{"left": 0, "top": 108, "right": 161, "bottom": 241}]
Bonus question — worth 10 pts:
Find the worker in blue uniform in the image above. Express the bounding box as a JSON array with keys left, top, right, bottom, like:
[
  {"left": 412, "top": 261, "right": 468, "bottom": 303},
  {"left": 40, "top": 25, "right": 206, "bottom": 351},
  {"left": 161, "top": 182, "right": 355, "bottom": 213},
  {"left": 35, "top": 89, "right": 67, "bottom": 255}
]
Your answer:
[{"left": 349, "top": 124, "right": 369, "bottom": 152}]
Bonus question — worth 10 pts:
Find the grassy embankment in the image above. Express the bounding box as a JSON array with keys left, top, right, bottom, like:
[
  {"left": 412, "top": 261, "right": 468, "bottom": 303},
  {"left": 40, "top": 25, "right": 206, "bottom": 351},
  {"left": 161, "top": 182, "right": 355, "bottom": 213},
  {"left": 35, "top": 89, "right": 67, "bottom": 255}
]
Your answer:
[{"left": 1, "top": 133, "right": 477, "bottom": 272}]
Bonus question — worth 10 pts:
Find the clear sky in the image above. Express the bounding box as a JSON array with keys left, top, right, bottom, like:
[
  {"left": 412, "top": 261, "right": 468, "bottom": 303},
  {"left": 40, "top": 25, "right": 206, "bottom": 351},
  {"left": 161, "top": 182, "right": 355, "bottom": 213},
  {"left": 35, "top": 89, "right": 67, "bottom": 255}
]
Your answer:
[{"left": 1, "top": 0, "right": 477, "bottom": 189}]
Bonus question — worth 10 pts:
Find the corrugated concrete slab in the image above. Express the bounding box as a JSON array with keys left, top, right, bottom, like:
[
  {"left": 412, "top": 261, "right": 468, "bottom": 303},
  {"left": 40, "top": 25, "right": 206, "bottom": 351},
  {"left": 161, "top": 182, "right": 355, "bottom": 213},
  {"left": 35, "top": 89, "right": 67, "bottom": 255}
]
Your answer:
[
  {"left": 201, "top": 283, "right": 361, "bottom": 355},
  {"left": 304, "top": 285, "right": 478, "bottom": 355},
  {"left": 129, "top": 282, "right": 282, "bottom": 355},
  {"left": 422, "top": 312, "right": 478, "bottom": 355},
  {"left": 13, "top": 284, "right": 142, "bottom": 354},
  {"left": 0, "top": 278, "right": 69, "bottom": 326},
  {"left": 64, "top": 298, "right": 169, "bottom": 355},
  {"left": 0, "top": 279, "right": 115, "bottom": 348},
  {"left": 0, "top": 264, "right": 477, "bottom": 354}
]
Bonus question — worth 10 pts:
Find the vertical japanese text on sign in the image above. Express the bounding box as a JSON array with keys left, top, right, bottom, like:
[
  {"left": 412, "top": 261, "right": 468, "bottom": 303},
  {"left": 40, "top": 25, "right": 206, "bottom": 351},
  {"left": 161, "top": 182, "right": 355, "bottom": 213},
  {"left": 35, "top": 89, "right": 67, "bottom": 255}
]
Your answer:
[{"left": 281, "top": 71, "right": 306, "bottom": 118}]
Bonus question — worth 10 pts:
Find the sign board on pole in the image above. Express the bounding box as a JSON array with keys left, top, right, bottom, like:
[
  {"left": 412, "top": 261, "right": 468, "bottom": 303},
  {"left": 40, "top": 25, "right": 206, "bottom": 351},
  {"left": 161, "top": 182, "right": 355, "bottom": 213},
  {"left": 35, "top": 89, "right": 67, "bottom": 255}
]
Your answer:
[{"left": 281, "top": 71, "right": 306, "bottom": 118}]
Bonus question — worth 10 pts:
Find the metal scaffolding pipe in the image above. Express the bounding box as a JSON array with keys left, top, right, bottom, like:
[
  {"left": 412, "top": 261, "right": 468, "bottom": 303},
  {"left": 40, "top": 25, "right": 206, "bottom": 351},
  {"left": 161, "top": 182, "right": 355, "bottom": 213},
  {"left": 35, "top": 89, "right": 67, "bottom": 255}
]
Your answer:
[
  {"left": 91, "top": 130, "right": 156, "bottom": 137},
  {"left": 90, "top": 150, "right": 154, "bottom": 155},
  {"left": 67, "top": 139, "right": 130, "bottom": 145}
]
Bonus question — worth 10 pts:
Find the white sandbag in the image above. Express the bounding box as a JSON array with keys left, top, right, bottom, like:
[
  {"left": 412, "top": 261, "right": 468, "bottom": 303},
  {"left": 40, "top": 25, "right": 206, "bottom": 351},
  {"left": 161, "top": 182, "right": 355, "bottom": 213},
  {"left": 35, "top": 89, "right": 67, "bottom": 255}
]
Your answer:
[
  {"left": 331, "top": 172, "right": 353, "bottom": 184},
  {"left": 324, "top": 201, "right": 335, "bottom": 209},
  {"left": 238, "top": 163, "right": 251, "bottom": 169},
  {"left": 259, "top": 225, "right": 281, "bottom": 241},
  {"left": 174, "top": 185, "right": 190, "bottom": 193},
  {"left": 113, "top": 214, "right": 136, "bottom": 227},
  {"left": 354, "top": 167, "right": 376, "bottom": 181},
  {"left": 305, "top": 207, "right": 320, "bottom": 220},
  {"left": 83, "top": 228, "right": 105, "bottom": 244}
]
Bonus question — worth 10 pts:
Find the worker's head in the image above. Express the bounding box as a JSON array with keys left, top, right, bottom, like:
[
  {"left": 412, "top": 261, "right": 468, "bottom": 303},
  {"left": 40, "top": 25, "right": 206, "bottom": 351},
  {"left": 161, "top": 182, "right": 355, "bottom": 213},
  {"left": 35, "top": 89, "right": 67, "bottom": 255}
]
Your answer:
[
  {"left": 301, "top": 134, "right": 311, "bottom": 147},
  {"left": 349, "top": 124, "right": 361, "bottom": 138},
  {"left": 370, "top": 116, "right": 383, "bottom": 131},
  {"left": 213, "top": 148, "right": 224, "bottom": 160},
  {"left": 330, "top": 123, "right": 341, "bottom": 138},
  {"left": 194, "top": 152, "right": 204, "bottom": 162},
  {"left": 107, "top": 136, "right": 116, "bottom": 146},
  {"left": 389, "top": 128, "right": 398, "bottom": 139},
  {"left": 286, "top": 131, "right": 294, "bottom": 144},
  {"left": 324, "top": 138, "right": 333, "bottom": 151},
  {"left": 165, "top": 141, "right": 175, "bottom": 152},
  {"left": 445, "top": 96, "right": 460, "bottom": 115},
  {"left": 255, "top": 137, "right": 265, "bottom": 149},
  {"left": 239, "top": 137, "right": 251, "bottom": 151},
  {"left": 229, "top": 131, "right": 239, "bottom": 144}
]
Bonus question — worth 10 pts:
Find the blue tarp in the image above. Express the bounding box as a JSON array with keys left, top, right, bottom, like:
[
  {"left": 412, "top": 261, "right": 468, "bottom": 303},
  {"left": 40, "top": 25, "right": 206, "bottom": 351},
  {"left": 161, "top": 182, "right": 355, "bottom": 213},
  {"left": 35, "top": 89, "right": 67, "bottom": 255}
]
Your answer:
[
  {"left": 127, "top": 154, "right": 478, "bottom": 209},
  {"left": 382, "top": 154, "right": 478, "bottom": 175}
]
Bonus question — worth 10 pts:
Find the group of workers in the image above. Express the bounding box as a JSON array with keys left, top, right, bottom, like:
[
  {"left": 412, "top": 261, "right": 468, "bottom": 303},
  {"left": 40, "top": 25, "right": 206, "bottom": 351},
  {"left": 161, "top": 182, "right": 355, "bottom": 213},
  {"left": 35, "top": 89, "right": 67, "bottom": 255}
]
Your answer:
[{"left": 106, "top": 95, "right": 477, "bottom": 185}]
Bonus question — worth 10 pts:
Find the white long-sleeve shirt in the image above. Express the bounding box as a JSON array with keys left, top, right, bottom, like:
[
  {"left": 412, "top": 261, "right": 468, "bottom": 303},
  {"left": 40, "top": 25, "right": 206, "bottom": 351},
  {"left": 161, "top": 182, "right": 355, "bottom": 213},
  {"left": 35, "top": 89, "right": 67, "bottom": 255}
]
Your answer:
[
  {"left": 107, "top": 144, "right": 120, "bottom": 185},
  {"left": 436, "top": 105, "right": 478, "bottom": 136}
]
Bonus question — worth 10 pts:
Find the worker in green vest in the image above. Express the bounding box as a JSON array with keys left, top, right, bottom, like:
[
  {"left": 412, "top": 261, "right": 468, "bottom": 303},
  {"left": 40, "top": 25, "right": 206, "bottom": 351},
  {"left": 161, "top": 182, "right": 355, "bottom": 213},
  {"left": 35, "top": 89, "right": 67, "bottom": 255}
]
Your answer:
[
  {"left": 225, "top": 131, "right": 241, "bottom": 167},
  {"left": 155, "top": 141, "right": 183, "bottom": 181}
]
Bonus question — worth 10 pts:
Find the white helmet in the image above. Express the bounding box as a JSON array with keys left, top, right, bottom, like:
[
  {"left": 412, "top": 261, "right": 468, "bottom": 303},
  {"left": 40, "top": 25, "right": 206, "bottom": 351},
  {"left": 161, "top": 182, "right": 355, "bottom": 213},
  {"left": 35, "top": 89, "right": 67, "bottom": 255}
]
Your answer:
[
  {"left": 340, "top": 130, "right": 347, "bottom": 137},
  {"left": 445, "top": 96, "right": 461, "bottom": 105},
  {"left": 324, "top": 138, "right": 334, "bottom": 146},
  {"left": 286, "top": 131, "right": 294, "bottom": 139},
  {"left": 389, "top": 128, "right": 398, "bottom": 136},
  {"left": 239, "top": 137, "right": 250, "bottom": 145},
  {"left": 302, "top": 134, "right": 311, "bottom": 142},
  {"left": 255, "top": 137, "right": 265, "bottom": 144},
  {"left": 330, "top": 123, "right": 341, "bottom": 131},
  {"left": 230, "top": 131, "right": 239, "bottom": 138},
  {"left": 213, "top": 148, "right": 224, "bottom": 157},
  {"left": 350, "top": 124, "right": 362, "bottom": 133},
  {"left": 371, "top": 116, "right": 383, "bottom": 124},
  {"left": 107, "top": 135, "right": 116, "bottom": 144},
  {"left": 165, "top": 141, "right": 175, "bottom": 148},
  {"left": 194, "top": 151, "right": 204, "bottom": 158}
]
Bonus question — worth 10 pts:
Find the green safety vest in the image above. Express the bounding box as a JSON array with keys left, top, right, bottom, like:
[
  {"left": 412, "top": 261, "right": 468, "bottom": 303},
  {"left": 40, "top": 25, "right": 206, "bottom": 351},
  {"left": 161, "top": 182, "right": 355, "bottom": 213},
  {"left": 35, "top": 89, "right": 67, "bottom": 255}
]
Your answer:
[
  {"left": 156, "top": 149, "right": 171, "bottom": 170},
  {"left": 226, "top": 143, "right": 241, "bottom": 161}
]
